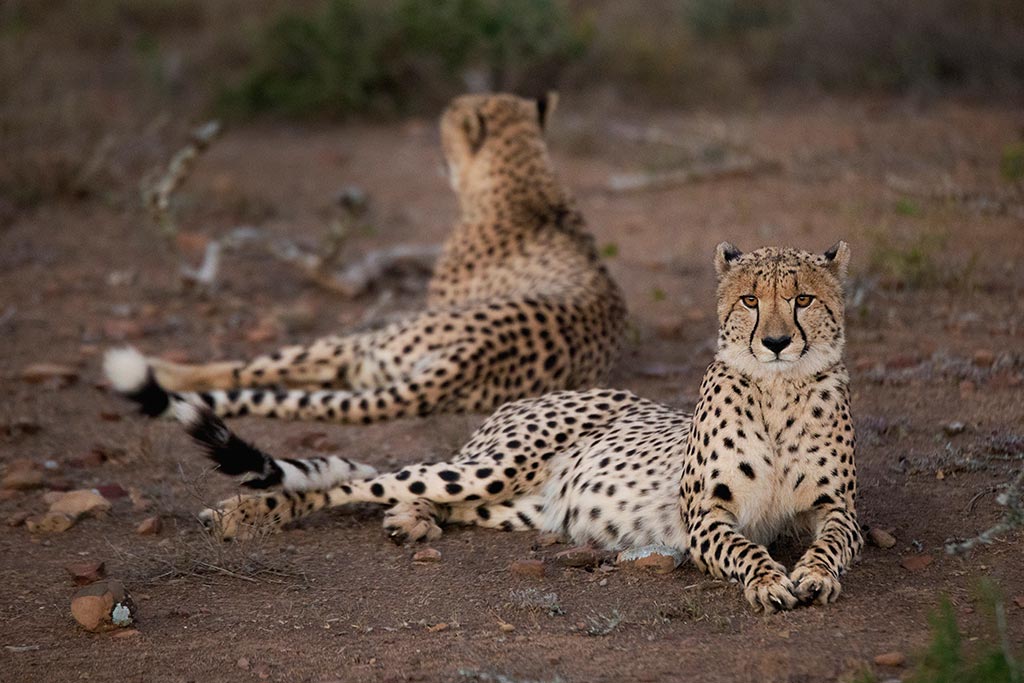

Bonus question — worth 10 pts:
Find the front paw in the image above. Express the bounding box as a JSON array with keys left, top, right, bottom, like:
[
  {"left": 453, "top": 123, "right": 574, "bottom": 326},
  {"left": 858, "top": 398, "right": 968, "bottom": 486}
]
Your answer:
[
  {"left": 790, "top": 564, "right": 842, "bottom": 605},
  {"left": 199, "top": 494, "right": 278, "bottom": 541},
  {"left": 383, "top": 504, "right": 443, "bottom": 544},
  {"left": 744, "top": 565, "right": 799, "bottom": 613}
]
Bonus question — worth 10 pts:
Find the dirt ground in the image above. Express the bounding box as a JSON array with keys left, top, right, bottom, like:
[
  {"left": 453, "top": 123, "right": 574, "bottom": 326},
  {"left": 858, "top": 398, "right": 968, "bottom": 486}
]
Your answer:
[{"left": 1, "top": 98, "right": 1023, "bottom": 683}]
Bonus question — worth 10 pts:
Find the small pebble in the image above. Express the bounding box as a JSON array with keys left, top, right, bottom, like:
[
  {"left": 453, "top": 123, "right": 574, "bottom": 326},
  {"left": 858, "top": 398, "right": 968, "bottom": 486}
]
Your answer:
[
  {"left": 553, "top": 546, "right": 612, "bottom": 568},
  {"left": 900, "top": 554, "right": 933, "bottom": 572},
  {"left": 868, "top": 528, "right": 897, "bottom": 549},
  {"left": 874, "top": 652, "right": 906, "bottom": 667},
  {"left": 136, "top": 517, "right": 162, "bottom": 536},
  {"left": 66, "top": 561, "right": 106, "bottom": 585},
  {"left": 942, "top": 421, "right": 966, "bottom": 436},
  {"left": 510, "top": 559, "right": 546, "bottom": 578},
  {"left": 412, "top": 548, "right": 441, "bottom": 563}
]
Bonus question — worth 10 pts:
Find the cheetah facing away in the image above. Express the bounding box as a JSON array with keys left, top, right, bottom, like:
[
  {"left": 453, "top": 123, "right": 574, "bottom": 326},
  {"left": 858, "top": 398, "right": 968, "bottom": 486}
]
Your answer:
[
  {"left": 104, "top": 93, "right": 625, "bottom": 435},
  {"left": 182, "top": 242, "right": 862, "bottom": 612}
]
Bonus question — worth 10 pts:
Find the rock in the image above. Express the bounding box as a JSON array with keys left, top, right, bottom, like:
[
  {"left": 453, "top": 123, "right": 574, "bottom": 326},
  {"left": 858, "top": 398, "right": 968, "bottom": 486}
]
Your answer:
[
  {"left": 942, "top": 421, "right": 966, "bottom": 436},
  {"left": 111, "top": 628, "right": 139, "bottom": 639},
  {"left": 20, "top": 363, "right": 78, "bottom": 386},
  {"left": 510, "top": 559, "right": 546, "bottom": 578},
  {"left": 42, "top": 491, "right": 66, "bottom": 506},
  {"left": 900, "top": 554, "right": 933, "bottom": 572},
  {"left": 532, "top": 532, "right": 564, "bottom": 549},
  {"left": 136, "top": 517, "right": 162, "bottom": 536},
  {"left": 70, "top": 579, "right": 136, "bottom": 632},
  {"left": 874, "top": 652, "right": 906, "bottom": 667},
  {"left": 412, "top": 548, "right": 440, "bottom": 563},
  {"left": 499, "top": 622, "right": 515, "bottom": 633},
  {"left": 616, "top": 545, "right": 684, "bottom": 574},
  {"left": 25, "top": 512, "right": 76, "bottom": 533},
  {"left": 552, "top": 546, "right": 613, "bottom": 568},
  {"left": 237, "top": 657, "right": 251, "bottom": 671},
  {"left": 49, "top": 489, "right": 111, "bottom": 518},
  {"left": 6, "top": 510, "right": 31, "bottom": 527},
  {"left": 1013, "top": 595, "right": 1024, "bottom": 609},
  {"left": 95, "top": 484, "right": 128, "bottom": 499},
  {"left": 66, "top": 561, "right": 106, "bottom": 585},
  {"left": 868, "top": 528, "right": 897, "bottom": 549},
  {"left": 129, "top": 488, "right": 151, "bottom": 512},
  {"left": 972, "top": 349, "right": 995, "bottom": 367},
  {"left": 2, "top": 461, "right": 44, "bottom": 490}
]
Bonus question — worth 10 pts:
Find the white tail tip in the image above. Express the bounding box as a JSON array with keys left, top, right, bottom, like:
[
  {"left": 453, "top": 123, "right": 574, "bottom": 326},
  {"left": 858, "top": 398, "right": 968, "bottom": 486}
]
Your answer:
[{"left": 103, "top": 347, "right": 150, "bottom": 393}]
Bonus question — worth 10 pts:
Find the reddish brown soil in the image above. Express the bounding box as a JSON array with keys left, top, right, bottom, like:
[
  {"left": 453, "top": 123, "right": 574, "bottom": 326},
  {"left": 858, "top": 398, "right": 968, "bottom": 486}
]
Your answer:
[{"left": 1, "top": 100, "right": 1023, "bottom": 683}]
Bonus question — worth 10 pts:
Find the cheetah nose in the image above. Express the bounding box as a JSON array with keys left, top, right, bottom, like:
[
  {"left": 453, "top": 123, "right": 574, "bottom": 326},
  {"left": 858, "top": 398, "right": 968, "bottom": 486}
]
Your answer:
[{"left": 761, "top": 335, "right": 792, "bottom": 355}]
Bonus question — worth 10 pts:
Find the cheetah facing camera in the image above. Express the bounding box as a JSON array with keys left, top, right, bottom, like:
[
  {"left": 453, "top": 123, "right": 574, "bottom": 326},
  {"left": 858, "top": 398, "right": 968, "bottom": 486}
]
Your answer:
[
  {"left": 104, "top": 93, "right": 625, "bottom": 437},
  {"left": 186, "top": 241, "right": 862, "bottom": 612}
]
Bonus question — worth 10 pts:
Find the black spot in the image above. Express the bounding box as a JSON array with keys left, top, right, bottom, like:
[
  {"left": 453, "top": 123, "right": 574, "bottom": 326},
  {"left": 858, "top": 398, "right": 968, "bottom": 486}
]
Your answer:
[
  {"left": 738, "top": 462, "right": 755, "bottom": 479},
  {"left": 370, "top": 483, "right": 385, "bottom": 497},
  {"left": 486, "top": 481, "right": 504, "bottom": 494},
  {"left": 712, "top": 483, "right": 733, "bottom": 502},
  {"left": 476, "top": 468, "right": 493, "bottom": 478},
  {"left": 409, "top": 481, "right": 426, "bottom": 495},
  {"left": 439, "top": 470, "right": 460, "bottom": 482},
  {"left": 445, "top": 483, "right": 463, "bottom": 495}
]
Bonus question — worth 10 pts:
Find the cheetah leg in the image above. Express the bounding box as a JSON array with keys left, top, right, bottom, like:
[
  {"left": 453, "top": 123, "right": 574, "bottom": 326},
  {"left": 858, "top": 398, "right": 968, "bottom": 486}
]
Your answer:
[
  {"left": 200, "top": 460, "right": 524, "bottom": 540},
  {"left": 790, "top": 505, "right": 863, "bottom": 605},
  {"left": 147, "top": 336, "right": 356, "bottom": 392},
  {"left": 447, "top": 495, "right": 547, "bottom": 532},
  {"left": 688, "top": 508, "right": 798, "bottom": 613}
]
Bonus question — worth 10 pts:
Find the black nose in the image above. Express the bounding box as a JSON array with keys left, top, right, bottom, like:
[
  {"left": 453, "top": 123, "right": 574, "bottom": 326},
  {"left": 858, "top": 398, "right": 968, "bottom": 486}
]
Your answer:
[{"left": 762, "top": 335, "right": 792, "bottom": 354}]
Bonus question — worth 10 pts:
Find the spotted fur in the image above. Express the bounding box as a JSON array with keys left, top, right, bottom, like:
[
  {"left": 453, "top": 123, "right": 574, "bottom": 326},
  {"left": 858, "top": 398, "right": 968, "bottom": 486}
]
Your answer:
[
  {"left": 192, "top": 243, "right": 862, "bottom": 612},
  {"left": 105, "top": 93, "right": 625, "bottom": 426}
]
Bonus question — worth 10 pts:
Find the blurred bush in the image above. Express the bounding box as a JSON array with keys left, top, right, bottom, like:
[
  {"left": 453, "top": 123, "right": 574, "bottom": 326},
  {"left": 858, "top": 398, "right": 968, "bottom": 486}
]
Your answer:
[
  {"left": 214, "top": 0, "right": 1024, "bottom": 117},
  {"left": 218, "top": 0, "right": 588, "bottom": 118}
]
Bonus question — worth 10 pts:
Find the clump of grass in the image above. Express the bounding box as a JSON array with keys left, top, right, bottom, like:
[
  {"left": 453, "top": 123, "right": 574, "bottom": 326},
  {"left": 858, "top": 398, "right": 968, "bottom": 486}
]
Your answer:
[
  {"left": 867, "top": 229, "right": 947, "bottom": 289},
  {"left": 507, "top": 588, "right": 565, "bottom": 616},
  {"left": 581, "top": 609, "right": 622, "bottom": 636},
  {"left": 907, "top": 583, "right": 1022, "bottom": 683},
  {"left": 1001, "top": 143, "right": 1024, "bottom": 182}
]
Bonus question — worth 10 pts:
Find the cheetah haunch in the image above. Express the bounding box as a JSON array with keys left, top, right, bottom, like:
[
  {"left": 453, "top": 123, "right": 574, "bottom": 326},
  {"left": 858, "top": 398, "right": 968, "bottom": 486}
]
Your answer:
[
  {"left": 104, "top": 93, "right": 625, "bottom": 430},
  {"left": 183, "top": 242, "right": 862, "bottom": 612}
]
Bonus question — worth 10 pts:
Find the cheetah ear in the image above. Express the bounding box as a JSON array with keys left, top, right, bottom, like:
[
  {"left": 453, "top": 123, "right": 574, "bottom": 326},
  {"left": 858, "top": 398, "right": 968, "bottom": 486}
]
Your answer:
[
  {"left": 536, "top": 91, "right": 558, "bottom": 130},
  {"left": 714, "top": 242, "right": 743, "bottom": 277},
  {"left": 461, "top": 109, "right": 488, "bottom": 154},
  {"left": 823, "top": 240, "right": 851, "bottom": 280}
]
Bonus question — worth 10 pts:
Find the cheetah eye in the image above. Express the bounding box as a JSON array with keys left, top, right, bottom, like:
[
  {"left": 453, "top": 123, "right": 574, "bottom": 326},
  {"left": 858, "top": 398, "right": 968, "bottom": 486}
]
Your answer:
[
  {"left": 795, "top": 294, "right": 815, "bottom": 308},
  {"left": 740, "top": 295, "right": 758, "bottom": 308}
]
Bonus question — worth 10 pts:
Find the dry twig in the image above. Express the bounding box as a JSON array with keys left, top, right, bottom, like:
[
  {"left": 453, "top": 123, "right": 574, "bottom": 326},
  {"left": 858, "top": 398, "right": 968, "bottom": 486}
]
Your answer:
[{"left": 607, "top": 156, "right": 781, "bottom": 193}]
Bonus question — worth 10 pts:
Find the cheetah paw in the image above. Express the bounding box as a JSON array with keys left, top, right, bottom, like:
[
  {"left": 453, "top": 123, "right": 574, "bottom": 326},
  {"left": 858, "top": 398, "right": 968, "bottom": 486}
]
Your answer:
[
  {"left": 790, "top": 564, "right": 842, "bottom": 605},
  {"left": 383, "top": 507, "right": 443, "bottom": 545},
  {"left": 199, "top": 494, "right": 278, "bottom": 541},
  {"left": 744, "top": 566, "right": 799, "bottom": 613}
]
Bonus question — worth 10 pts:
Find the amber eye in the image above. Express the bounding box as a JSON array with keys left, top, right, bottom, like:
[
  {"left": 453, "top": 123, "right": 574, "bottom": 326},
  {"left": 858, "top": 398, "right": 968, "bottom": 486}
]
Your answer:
[
  {"left": 740, "top": 295, "right": 758, "bottom": 308},
  {"left": 795, "top": 294, "right": 815, "bottom": 308}
]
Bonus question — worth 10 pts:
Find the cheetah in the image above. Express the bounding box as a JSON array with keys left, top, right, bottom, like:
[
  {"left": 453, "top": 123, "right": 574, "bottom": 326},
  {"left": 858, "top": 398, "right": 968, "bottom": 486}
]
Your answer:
[
  {"left": 104, "top": 93, "right": 625, "bottom": 435},
  {"left": 180, "top": 241, "right": 862, "bottom": 612}
]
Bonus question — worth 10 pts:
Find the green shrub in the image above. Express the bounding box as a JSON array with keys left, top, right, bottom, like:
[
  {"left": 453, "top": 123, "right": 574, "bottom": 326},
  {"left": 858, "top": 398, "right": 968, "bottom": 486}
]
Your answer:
[
  {"left": 908, "top": 585, "right": 1022, "bottom": 683},
  {"left": 220, "top": 0, "right": 587, "bottom": 118}
]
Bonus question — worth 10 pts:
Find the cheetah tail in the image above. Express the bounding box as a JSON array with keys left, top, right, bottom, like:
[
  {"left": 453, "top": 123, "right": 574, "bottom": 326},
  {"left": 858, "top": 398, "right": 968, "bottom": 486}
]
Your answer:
[
  {"left": 103, "top": 347, "right": 175, "bottom": 418},
  {"left": 173, "top": 402, "right": 378, "bottom": 491}
]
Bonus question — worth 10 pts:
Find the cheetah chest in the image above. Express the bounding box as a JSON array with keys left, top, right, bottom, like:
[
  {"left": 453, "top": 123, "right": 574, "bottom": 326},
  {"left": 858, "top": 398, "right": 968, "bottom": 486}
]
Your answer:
[{"left": 697, "top": 376, "right": 846, "bottom": 546}]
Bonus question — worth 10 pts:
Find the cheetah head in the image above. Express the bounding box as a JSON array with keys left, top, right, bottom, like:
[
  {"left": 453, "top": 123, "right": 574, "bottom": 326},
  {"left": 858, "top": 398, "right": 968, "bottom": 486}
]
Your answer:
[
  {"left": 440, "top": 92, "right": 557, "bottom": 200},
  {"left": 713, "top": 242, "right": 850, "bottom": 382}
]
